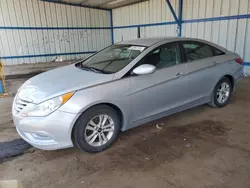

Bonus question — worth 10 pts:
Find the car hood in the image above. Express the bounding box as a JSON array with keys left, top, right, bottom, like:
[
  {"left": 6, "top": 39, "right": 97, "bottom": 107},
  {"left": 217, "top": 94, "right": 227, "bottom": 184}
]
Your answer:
[{"left": 17, "top": 64, "right": 114, "bottom": 104}]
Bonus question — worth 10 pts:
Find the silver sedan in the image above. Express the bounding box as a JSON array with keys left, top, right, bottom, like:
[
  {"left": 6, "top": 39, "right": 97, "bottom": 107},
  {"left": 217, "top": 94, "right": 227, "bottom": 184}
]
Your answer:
[{"left": 12, "top": 37, "right": 243, "bottom": 152}]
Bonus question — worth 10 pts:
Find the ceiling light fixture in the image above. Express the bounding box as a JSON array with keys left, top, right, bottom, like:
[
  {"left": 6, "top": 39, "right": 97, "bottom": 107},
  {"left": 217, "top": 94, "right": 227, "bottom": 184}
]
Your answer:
[{"left": 107, "top": 0, "right": 127, "bottom": 5}]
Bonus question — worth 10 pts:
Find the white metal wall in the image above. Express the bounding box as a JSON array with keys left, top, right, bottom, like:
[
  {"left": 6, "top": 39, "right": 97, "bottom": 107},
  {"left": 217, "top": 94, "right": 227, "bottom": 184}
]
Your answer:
[
  {"left": 182, "top": 0, "right": 250, "bottom": 66},
  {"left": 113, "top": 0, "right": 179, "bottom": 42},
  {"left": 112, "top": 0, "right": 250, "bottom": 73},
  {"left": 0, "top": 0, "right": 111, "bottom": 65}
]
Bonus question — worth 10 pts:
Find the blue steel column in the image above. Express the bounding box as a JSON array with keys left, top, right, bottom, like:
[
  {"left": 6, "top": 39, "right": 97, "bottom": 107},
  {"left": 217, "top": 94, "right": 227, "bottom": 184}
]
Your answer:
[
  {"left": 165, "top": 0, "right": 179, "bottom": 23},
  {"left": 110, "top": 10, "right": 114, "bottom": 44},
  {"left": 0, "top": 81, "right": 3, "bottom": 93},
  {"left": 165, "top": 0, "right": 183, "bottom": 37},
  {"left": 178, "top": 0, "right": 183, "bottom": 37},
  {"left": 0, "top": 61, "right": 4, "bottom": 93}
]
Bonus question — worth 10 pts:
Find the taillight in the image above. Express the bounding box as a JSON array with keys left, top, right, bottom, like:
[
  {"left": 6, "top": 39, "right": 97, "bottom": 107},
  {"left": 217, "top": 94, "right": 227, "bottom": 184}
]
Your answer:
[{"left": 235, "top": 58, "right": 243, "bottom": 65}]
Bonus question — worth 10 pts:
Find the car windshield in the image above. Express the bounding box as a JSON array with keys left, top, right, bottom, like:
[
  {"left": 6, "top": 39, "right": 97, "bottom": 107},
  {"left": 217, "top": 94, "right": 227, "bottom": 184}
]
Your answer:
[{"left": 80, "top": 44, "right": 146, "bottom": 74}]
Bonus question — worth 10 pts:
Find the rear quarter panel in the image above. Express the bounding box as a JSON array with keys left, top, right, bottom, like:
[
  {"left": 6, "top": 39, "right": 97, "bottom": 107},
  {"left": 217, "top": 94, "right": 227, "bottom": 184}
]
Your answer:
[{"left": 209, "top": 54, "right": 243, "bottom": 94}]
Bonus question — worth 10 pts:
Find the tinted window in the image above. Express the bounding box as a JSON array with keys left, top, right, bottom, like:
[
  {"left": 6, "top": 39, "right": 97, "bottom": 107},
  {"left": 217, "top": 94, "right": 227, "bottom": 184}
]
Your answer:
[
  {"left": 213, "top": 47, "right": 225, "bottom": 56},
  {"left": 183, "top": 42, "right": 214, "bottom": 62},
  {"left": 139, "top": 43, "right": 181, "bottom": 69}
]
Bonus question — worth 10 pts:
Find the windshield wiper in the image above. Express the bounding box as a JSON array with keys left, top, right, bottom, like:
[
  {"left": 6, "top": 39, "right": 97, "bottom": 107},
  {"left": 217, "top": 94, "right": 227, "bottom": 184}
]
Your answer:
[{"left": 81, "top": 66, "right": 109, "bottom": 74}]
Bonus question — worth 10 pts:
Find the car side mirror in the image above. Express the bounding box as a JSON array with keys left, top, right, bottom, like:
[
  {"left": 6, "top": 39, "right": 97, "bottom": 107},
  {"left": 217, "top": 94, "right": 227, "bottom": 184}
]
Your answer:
[{"left": 132, "top": 64, "right": 156, "bottom": 75}]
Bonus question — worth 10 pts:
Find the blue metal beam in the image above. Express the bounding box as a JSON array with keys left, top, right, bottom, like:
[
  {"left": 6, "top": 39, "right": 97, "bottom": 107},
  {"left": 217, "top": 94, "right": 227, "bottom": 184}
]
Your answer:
[
  {"left": 1, "top": 51, "right": 96, "bottom": 59},
  {"left": 110, "top": 10, "right": 114, "bottom": 44},
  {"left": 165, "top": 0, "right": 183, "bottom": 37},
  {"left": 183, "top": 14, "right": 250, "bottom": 23},
  {"left": 178, "top": 0, "right": 183, "bottom": 37},
  {"left": 165, "top": 0, "right": 179, "bottom": 23},
  {"left": 243, "top": 62, "right": 250, "bottom": 66},
  {"left": 113, "top": 21, "right": 176, "bottom": 29},
  {"left": 0, "top": 82, "right": 3, "bottom": 93},
  {"left": 113, "top": 14, "right": 250, "bottom": 29}
]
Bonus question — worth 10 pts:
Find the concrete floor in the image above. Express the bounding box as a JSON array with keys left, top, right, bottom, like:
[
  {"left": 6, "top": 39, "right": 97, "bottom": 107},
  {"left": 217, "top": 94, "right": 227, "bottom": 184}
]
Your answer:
[{"left": 1, "top": 77, "right": 250, "bottom": 188}]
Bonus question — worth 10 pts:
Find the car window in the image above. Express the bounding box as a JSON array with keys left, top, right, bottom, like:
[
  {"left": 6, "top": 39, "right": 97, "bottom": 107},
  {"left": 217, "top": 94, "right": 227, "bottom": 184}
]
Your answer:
[
  {"left": 183, "top": 42, "right": 215, "bottom": 62},
  {"left": 213, "top": 47, "right": 225, "bottom": 56},
  {"left": 139, "top": 43, "right": 181, "bottom": 69},
  {"left": 81, "top": 44, "right": 146, "bottom": 74}
]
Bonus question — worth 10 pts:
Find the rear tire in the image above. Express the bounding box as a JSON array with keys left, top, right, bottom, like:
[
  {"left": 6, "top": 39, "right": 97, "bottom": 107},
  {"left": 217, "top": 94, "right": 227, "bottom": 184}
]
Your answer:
[
  {"left": 209, "top": 77, "right": 233, "bottom": 108},
  {"left": 72, "top": 105, "right": 120, "bottom": 153}
]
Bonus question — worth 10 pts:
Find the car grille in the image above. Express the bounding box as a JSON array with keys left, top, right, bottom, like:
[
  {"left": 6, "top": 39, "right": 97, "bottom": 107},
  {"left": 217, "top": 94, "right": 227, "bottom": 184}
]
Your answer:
[{"left": 13, "top": 97, "right": 30, "bottom": 114}]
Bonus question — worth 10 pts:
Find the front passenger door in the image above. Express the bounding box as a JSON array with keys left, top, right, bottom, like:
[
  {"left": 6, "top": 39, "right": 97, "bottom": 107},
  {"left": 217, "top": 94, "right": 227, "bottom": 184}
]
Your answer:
[{"left": 130, "top": 42, "right": 190, "bottom": 123}]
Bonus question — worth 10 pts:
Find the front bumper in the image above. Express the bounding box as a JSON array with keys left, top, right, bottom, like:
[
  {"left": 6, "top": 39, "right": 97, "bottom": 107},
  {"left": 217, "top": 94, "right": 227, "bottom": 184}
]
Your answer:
[{"left": 13, "top": 110, "right": 79, "bottom": 150}]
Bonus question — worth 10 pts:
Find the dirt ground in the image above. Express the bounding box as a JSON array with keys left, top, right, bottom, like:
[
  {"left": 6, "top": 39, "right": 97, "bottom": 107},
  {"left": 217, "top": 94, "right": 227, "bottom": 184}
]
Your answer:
[{"left": 1, "top": 77, "right": 250, "bottom": 188}]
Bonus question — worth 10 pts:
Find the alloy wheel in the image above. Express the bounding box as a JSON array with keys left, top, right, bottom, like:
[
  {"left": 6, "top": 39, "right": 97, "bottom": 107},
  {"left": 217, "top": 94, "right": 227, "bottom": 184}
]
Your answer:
[
  {"left": 216, "top": 82, "right": 230, "bottom": 104},
  {"left": 84, "top": 115, "right": 115, "bottom": 147}
]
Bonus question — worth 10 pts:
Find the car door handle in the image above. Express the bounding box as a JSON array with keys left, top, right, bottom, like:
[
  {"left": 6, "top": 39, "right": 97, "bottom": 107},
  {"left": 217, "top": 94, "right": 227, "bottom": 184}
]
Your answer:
[{"left": 176, "top": 72, "right": 185, "bottom": 77}]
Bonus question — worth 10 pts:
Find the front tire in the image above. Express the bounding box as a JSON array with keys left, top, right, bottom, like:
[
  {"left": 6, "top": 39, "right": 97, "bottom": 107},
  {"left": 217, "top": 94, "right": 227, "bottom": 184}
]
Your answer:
[
  {"left": 72, "top": 105, "right": 120, "bottom": 153},
  {"left": 209, "top": 77, "right": 233, "bottom": 108}
]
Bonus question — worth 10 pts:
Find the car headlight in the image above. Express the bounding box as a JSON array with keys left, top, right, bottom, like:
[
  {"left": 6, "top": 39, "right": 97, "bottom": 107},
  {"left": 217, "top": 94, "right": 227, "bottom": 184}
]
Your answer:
[{"left": 22, "top": 92, "right": 74, "bottom": 117}]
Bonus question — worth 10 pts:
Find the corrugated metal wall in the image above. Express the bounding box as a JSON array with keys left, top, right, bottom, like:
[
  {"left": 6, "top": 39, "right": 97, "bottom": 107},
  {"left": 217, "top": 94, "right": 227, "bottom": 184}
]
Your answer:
[
  {"left": 112, "top": 0, "right": 250, "bottom": 73},
  {"left": 1, "top": 0, "right": 250, "bottom": 71},
  {"left": 182, "top": 0, "right": 250, "bottom": 65},
  {"left": 113, "top": 0, "right": 178, "bottom": 42},
  {"left": 0, "top": 0, "right": 112, "bottom": 65}
]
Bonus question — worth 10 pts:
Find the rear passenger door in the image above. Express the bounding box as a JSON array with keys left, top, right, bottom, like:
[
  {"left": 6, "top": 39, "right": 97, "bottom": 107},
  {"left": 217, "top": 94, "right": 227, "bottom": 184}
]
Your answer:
[{"left": 181, "top": 41, "right": 225, "bottom": 102}]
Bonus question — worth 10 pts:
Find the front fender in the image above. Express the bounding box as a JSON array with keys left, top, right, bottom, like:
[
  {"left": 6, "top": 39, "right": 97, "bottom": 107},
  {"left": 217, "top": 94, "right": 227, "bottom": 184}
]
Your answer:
[{"left": 59, "top": 78, "right": 132, "bottom": 131}]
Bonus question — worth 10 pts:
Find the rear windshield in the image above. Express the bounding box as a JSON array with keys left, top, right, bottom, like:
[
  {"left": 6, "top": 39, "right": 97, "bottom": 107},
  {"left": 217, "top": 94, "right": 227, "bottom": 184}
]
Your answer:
[{"left": 81, "top": 44, "right": 146, "bottom": 74}]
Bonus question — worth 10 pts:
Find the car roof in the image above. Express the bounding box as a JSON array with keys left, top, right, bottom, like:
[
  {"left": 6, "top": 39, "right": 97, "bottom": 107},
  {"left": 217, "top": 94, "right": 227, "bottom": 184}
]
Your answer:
[
  {"left": 117, "top": 37, "right": 178, "bottom": 46},
  {"left": 116, "top": 37, "right": 228, "bottom": 52}
]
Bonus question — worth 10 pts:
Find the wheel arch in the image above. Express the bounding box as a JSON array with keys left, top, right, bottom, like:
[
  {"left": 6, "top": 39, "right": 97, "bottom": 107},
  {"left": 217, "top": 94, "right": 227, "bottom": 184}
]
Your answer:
[
  {"left": 208, "top": 74, "right": 234, "bottom": 108},
  {"left": 223, "top": 74, "right": 235, "bottom": 90},
  {"left": 209, "top": 74, "right": 235, "bottom": 99},
  {"left": 101, "top": 103, "right": 125, "bottom": 130},
  {"left": 213, "top": 74, "right": 235, "bottom": 91},
  {"left": 71, "top": 102, "right": 125, "bottom": 142}
]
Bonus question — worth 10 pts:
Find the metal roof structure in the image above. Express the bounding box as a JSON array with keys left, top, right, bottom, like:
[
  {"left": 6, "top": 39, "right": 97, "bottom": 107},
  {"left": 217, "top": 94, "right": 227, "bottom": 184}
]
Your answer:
[{"left": 42, "top": 0, "right": 148, "bottom": 9}]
